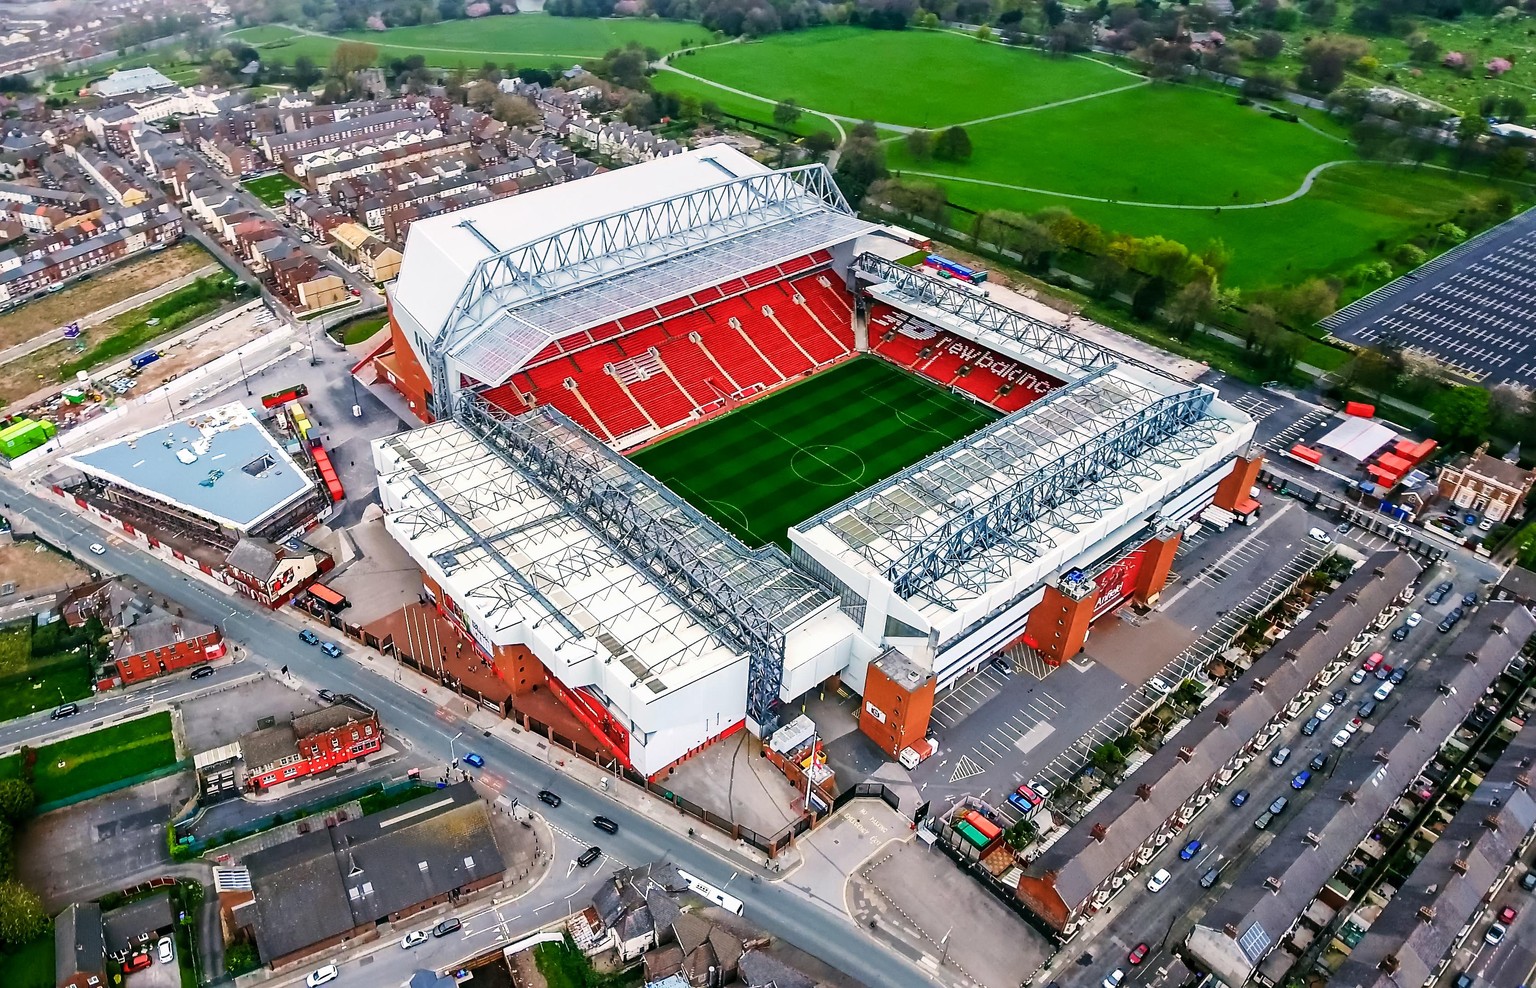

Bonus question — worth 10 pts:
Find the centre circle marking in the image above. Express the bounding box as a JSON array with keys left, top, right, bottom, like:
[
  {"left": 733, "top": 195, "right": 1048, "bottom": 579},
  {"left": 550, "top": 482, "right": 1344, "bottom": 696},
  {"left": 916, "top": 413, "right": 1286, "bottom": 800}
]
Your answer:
[{"left": 791, "top": 444, "right": 867, "bottom": 487}]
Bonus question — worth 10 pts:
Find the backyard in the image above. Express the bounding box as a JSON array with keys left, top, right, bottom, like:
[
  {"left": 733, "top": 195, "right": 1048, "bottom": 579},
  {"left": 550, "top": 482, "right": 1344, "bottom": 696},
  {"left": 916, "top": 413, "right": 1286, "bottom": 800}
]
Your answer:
[
  {"left": 242, "top": 172, "right": 301, "bottom": 207},
  {"left": 0, "top": 618, "right": 100, "bottom": 724}
]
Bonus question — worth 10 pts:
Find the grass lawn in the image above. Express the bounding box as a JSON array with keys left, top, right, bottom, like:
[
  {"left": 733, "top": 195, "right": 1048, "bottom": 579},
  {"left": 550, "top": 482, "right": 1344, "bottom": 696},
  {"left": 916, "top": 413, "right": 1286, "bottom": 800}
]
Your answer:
[
  {"left": 243, "top": 172, "right": 301, "bottom": 207},
  {"left": 653, "top": 70, "right": 831, "bottom": 136},
  {"left": 0, "top": 934, "right": 53, "bottom": 988},
  {"left": 677, "top": 27, "right": 1133, "bottom": 128},
  {"left": 631, "top": 357, "right": 996, "bottom": 549},
  {"left": 334, "top": 314, "right": 387, "bottom": 346},
  {"left": 20, "top": 711, "right": 178, "bottom": 806},
  {"left": 228, "top": 15, "right": 709, "bottom": 68},
  {"left": 0, "top": 622, "right": 93, "bottom": 724}
]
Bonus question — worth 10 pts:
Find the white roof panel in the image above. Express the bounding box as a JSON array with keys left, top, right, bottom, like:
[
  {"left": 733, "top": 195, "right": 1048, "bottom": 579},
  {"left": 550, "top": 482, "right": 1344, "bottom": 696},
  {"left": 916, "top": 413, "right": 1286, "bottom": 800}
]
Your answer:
[{"left": 1318, "top": 416, "right": 1396, "bottom": 460}]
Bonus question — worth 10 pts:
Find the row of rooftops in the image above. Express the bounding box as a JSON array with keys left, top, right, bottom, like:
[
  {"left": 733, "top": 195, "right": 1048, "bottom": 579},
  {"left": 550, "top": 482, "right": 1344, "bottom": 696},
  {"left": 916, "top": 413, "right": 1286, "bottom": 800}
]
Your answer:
[
  {"left": 0, "top": 200, "right": 180, "bottom": 290},
  {"left": 1188, "top": 600, "right": 1536, "bottom": 984}
]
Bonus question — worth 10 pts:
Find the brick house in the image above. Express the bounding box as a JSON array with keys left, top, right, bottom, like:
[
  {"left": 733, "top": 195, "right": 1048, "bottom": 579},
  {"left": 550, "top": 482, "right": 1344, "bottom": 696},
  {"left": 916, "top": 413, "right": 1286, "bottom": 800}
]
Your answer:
[
  {"left": 269, "top": 253, "right": 347, "bottom": 312},
  {"left": 1437, "top": 444, "right": 1536, "bottom": 524},
  {"left": 240, "top": 697, "right": 383, "bottom": 791},
  {"left": 65, "top": 579, "right": 226, "bottom": 686},
  {"left": 223, "top": 537, "right": 323, "bottom": 608}
]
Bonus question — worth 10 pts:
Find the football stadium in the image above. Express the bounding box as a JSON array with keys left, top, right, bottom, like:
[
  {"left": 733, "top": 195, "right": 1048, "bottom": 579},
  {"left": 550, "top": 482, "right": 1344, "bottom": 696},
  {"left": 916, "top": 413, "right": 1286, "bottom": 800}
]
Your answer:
[{"left": 366, "top": 145, "right": 1261, "bottom": 778}]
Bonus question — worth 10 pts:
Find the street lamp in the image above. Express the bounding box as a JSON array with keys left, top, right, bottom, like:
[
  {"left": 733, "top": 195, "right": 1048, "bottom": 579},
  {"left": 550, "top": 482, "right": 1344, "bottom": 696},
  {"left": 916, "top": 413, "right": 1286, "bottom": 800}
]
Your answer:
[
  {"left": 449, "top": 730, "right": 463, "bottom": 773},
  {"left": 237, "top": 349, "right": 252, "bottom": 396}
]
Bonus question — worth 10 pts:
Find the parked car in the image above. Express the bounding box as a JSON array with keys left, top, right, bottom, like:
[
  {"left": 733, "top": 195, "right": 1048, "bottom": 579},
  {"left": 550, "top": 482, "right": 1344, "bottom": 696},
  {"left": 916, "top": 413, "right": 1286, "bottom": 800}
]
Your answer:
[
  {"left": 1362, "top": 652, "right": 1385, "bottom": 673},
  {"left": 1308, "top": 528, "right": 1333, "bottom": 544},
  {"left": 433, "top": 917, "right": 462, "bottom": 937},
  {"left": 593, "top": 815, "right": 619, "bottom": 834},
  {"left": 538, "top": 790, "right": 562, "bottom": 807},
  {"left": 1374, "top": 681, "right": 1396, "bottom": 702},
  {"left": 1351, "top": 668, "right": 1368, "bottom": 685},
  {"left": 1522, "top": 872, "right": 1536, "bottom": 891},
  {"left": 1128, "top": 943, "right": 1149, "bottom": 966},
  {"left": 1269, "top": 795, "right": 1289, "bottom": 814},
  {"left": 1200, "top": 863, "right": 1224, "bottom": 888},
  {"left": 1463, "top": 591, "right": 1480, "bottom": 607},
  {"left": 1439, "top": 608, "right": 1465, "bottom": 633},
  {"left": 1309, "top": 752, "right": 1328, "bottom": 771},
  {"left": 1301, "top": 716, "right": 1322, "bottom": 737},
  {"left": 1254, "top": 810, "right": 1276, "bottom": 830},
  {"left": 1330, "top": 688, "right": 1348, "bottom": 705},
  {"left": 1345, "top": 716, "right": 1364, "bottom": 736},
  {"left": 123, "top": 953, "right": 153, "bottom": 973},
  {"left": 1427, "top": 581, "right": 1454, "bottom": 605},
  {"left": 1392, "top": 625, "right": 1410, "bottom": 641},
  {"left": 577, "top": 846, "right": 602, "bottom": 868},
  {"left": 1357, "top": 699, "right": 1377, "bottom": 719},
  {"left": 299, "top": 628, "right": 320, "bottom": 645},
  {"left": 1332, "top": 728, "right": 1353, "bottom": 747},
  {"left": 306, "top": 964, "right": 339, "bottom": 986},
  {"left": 1485, "top": 922, "right": 1508, "bottom": 946},
  {"left": 156, "top": 937, "right": 174, "bottom": 964},
  {"left": 1231, "top": 789, "right": 1250, "bottom": 807},
  {"left": 51, "top": 703, "right": 79, "bottom": 720},
  {"left": 1389, "top": 667, "right": 1407, "bottom": 685},
  {"left": 189, "top": 665, "right": 215, "bottom": 680},
  {"left": 1101, "top": 970, "right": 1126, "bottom": 988},
  {"left": 1180, "top": 839, "right": 1203, "bottom": 860},
  {"left": 1315, "top": 702, "right": 1336, "bottom": 722},
  {"left": 1271, "top": 746, "right": 1292, "bottom": 767},
  {"left": 318, "top": 689, "right": 337, "bottom": 703},
  {"left": 1406, "top": 611, "right": 1423, "bottom": 627},
  {"left": 319, "top": 641, "right": 342, "bottom": 657},
  {"left": 1292, "top": 770, "right": 1312, "bottom": 789},
  {"left": 1147, "top": 868, "right": 1171, "bottom": 893},
  {"left": 89, "top": 542, "right": 106, "bottom": 555},
  {"left": 401, "top": 929, "right": 429, "bottom": 949}
]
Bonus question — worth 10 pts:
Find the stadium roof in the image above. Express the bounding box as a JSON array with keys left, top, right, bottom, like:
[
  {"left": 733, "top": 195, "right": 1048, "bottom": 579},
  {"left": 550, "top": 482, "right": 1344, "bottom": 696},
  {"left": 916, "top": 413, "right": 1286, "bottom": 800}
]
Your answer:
[
  {"left": 65, "top": 402, "right": 316, "bottom": 533},
  {"left": 92, "top": 66, "right": 178, "bottom": 98},
  {"left": 377, "top": 401, "right": 835, "bottom": 715},
  {"left": 392, "top": 145, "right": 872, "bottom": 391}
]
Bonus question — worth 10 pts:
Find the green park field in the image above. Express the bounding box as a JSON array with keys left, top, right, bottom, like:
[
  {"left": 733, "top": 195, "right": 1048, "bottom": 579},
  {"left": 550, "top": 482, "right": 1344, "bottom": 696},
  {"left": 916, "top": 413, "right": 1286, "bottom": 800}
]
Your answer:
[
  {"left": 631, "top": 357, "right": 995, "bottom": 549},
  {"left": 0, "top": 712, "right": 178, "bottom": 806},
  {"left": 228, "top": 17, "right": 708, "bottom": 68},
  {"left": 243, "top": 172, "right": 301, "bottom": 206}
]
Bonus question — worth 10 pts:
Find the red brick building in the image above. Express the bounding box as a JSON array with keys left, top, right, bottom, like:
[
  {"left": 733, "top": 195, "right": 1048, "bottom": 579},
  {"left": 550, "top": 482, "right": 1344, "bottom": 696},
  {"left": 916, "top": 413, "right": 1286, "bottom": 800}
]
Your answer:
[
  {"left": 64, "top": 580, "right": 225, "bottom": 687},
  {"left": 241, "top": 700, "right": 382, "bottom": 791}
]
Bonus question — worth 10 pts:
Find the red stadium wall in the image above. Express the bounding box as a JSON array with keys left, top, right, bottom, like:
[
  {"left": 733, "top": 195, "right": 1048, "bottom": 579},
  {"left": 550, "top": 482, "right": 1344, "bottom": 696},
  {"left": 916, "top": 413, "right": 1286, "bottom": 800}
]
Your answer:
[{"left": 866, "top": 303, "right": 1061, "bottom": 413}]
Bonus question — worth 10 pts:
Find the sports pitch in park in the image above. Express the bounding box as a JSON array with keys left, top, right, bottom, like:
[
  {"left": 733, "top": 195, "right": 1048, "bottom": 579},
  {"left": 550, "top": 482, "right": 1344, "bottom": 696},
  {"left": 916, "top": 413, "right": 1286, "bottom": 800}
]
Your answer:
[{"left": 631, "top": 357, "right": 997, "bottom": 550}]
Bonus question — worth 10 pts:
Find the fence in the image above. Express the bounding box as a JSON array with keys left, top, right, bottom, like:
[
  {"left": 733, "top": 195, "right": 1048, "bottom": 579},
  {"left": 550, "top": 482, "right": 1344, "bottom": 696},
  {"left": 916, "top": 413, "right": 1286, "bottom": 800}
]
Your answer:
[
  {"left": 170, "top": 778, "right": 417, "bottom": 858},
  {"left": 34, "top": 759, "right": 190, "bottom": 816}
]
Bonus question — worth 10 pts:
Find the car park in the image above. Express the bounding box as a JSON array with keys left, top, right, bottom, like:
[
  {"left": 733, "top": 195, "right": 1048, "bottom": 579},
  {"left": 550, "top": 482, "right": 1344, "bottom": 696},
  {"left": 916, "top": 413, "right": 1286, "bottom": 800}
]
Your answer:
[
  {"left": 401, "top": 929, "right": 429, "bottom": 949},
  {"left": 1427, "top": 581, "right": 1453, "bottom": 605},
  {"left": 299, "top": 629, "right": 320, "bottom": 645},
  {"left": 1146, "top": 868, "right": 1171, "bottom": 892},
  {"left": 594, "top": 815, "right": 619, "bottom": 834},
  {"left": 1128, "top": 944, "right": 1149, "bottom": 965},
  {"left": 1269, "top": 795, "right": 1289, "bottom": 814},
  {"left": 1271, "top": 746, "right": 1292, "bottom": 766},
  {"left": 51, "top": 703, "right": 79, "bottom": 720},
  {"left": 1374, "top": 681, "right": 1396, "bottom": 702},
  {"left": 1357, "top": 699, "right": 1377, "bottom": 718},
  {"left": 1301, "top": 716, "right": 1321, "bottom": 737},
  {"left": 1231, "top": 789, "right": 1250, "bottom": 807},
  {"left": 1292, "top": 770, "right": 1312, "bottom": 789},
  {"left": 538, "top": 790, "right": 562, "bottom": 807},
  {"left": 463, "top": 752, "right": 485, "bottom": 768},
  {"left": 189, "top": 665, "right": 215, "bottom": 679},
  {"left": 433, "top": 917, "right": 462, "bottom": 937},
  {"left": 1180, "top": 839, "right": 1202, "bottom": 860},
  {"left": 1332, "top": 728, "right": 1353, "bottom": 747},
  {"left": 156, "top": 937, "right": 174, "bottom": 964},
  {"left": 306, "top": 964, "right": 339, "bottom": 986},
  {"left": 1309, "top": 752, "right": 1328, "bottom": 771},
  {"left": 578, "top": 846, "right": 603, "bottom": 867}
]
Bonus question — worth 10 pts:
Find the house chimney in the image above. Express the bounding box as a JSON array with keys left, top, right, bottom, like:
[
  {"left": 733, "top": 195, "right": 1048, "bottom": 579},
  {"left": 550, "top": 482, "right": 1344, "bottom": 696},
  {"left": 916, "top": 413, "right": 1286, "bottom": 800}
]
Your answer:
[
  {"left": 1216, "top": 709, "right": 1231, "bottom": 728},
  {"left": 1346, "top": 592, "right": 1360, "bottom": 605},
  {"left": 1177, "top": 746, "right": 1194, "bottom": 763},
  {"left": 1251, "top": 678, "right": 1267, "bottom": 694},
  {"left": 1407, "top": 715, "right": 1423, "bottom": 731},
  {"left": 1381, "top": 955, "right": 1400, "bottom": 975},
  {"left": 1373, "top": 566, "right": 1386, "bottom": 577},
  {"left": 1314, "top": 621, "right": 1330, "bottom": 634},
  {"left": 1263, "top": 876, "right": 1282, "bottom": 893},
  {"left": 1090, "top": 823, "right": 1108, "bottom": 843},
  {"left": 1484, "top": 815, "right": 1501, "bottom": 831},
  {"left": 1223, "top": 924, "right": 1239, "bottom": 939},
  {"left": 1374, "top": 749, "right": 1390, "bottom": 764},
  {"left": 1516, "top": 772, "right": 1531, "bottom": 792},
  {"left": 1466, "top": 651, "right": 1480, "bottom": 664},
  {"left": 1341, "top": 789, "right": 1358, "bottom": 805},
  {"left": 1451, "top": 858, "right": 1469, "bottom": 875},
  {"left": 1493, "top": 623, "right": 1505, "bottom": 635},
  {"left": 1136, "top": 783, "right": 1153, "bottom": 802},
  {"left": 1284, "top": 650, "right": 1299, "bottom": 663},
  {"left": 1303, "top": 831, "right": 1321, "bottom": 847},
  {"left": 1417, "top": 906, "right": 1435, "bottom": 924}
]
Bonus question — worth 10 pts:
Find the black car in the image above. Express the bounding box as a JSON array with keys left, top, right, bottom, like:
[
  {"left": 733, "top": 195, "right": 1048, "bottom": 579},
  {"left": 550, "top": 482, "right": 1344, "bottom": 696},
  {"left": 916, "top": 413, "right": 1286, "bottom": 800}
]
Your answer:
[
  {"left": 318, "top": 689, "right": 338, "bottom": 703},
  {"left": 432, "top": 917, "right": 462, "bottom": 937},
  {"left": 298, "top": 628, "right": 320, "bottom": 645},
  {"left": 1389, "top": 667, "right": 1407, "bottom": 685},
  {"left": 189, "top": 665, "right": 215, "bottom": 680},
  {"left": 1438, "top": 607, "right": 1465, "bottom": 633},
  {"left": 593, "top": 815, "right": 619, "bottom": 834},
  {"left": 1392, "top": 625, "right": 1410, "bottom": 642},
  {"left": 537, "top": 790, "right": 562, "bottom": 807},
  {"left": 577, "top": 846, "right": 602, "bottom": 868},
  {"left": 1301, "top": 716, "right": 1322, "bottom": 737},
  {"left": 1330, "top": 688, "right": 1348, "bottom": 705},
  {"left": 1357, "top": 699, "right": 1377, "bottom": 718},
  {"left": 1463, "top": 591, "right": 1480, "bottom": 607},
  {"left": 1427, "top": 581, "right": 1454, "bottom": 605},
  {"left": 50, "top": 703, "right": 79, "bottom": 720},
  {"left": 1309, "top": 752, "right": 1328, "bottom": 771}
]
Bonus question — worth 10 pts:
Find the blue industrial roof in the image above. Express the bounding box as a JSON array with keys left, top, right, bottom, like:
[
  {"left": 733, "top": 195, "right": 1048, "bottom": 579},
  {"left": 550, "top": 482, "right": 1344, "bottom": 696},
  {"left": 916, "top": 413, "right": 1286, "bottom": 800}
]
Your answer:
[{"left": 68, "top": 403, "right": 314, "bottom": 532}]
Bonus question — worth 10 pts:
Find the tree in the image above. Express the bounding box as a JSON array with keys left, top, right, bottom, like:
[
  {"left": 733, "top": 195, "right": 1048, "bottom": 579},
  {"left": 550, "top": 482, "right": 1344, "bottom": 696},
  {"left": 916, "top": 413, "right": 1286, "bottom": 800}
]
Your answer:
[
  {"left": 802, "top": 130, "right": 838, "bottom": 156},
  {"left": 975, "top": 24, "right": 993, "bottom": 41},
  {"left": 864, "top": 178, "right": 948, "bottom": 227},
  {"left": 1166, "top": 279, "right": 1216, "bottom": 336},
  {"left": 833, "top": 128, "right": 888, "bottom": 206},
  {"left": 1433, "top": 386, "right": 1492, "bottom": 449},
  {"left": 292, "top": 54, "right": 322, "bottom": 89},
  {"left": 1278, "top": 277, "right": 1338, "bottom": 325},
  {"left": 466, "top": 79, "right": 498, "bottom": 111},
  {"left": 1297, "top": 39, "right": 1351, "bottom": 93},
  {"left": 0, "top": 781, "right": 33, "bottom": 823},
  {"left": 492, "top": 93, "right": 541, "bottom": 128},
  {"left": 329, "top": 41, "right": 380, "bottom": 79},
  {"left": 1254, "top": 31, "right": 1285, "bottom": 60},
  {"left": 934, "top": 126, "right": 973, "bottom": 161},
  {"left": 0, "top": 880, "right": 46, "bottom": 946},
  {"left": 772, "top": 99, "right": 802, "bottom": 130},
  {"left": 905, "top": 129, "right": 933, "bottom": 162},
  {"left": 1501, "top": 96, "right": 1528, "bottom": 124}
]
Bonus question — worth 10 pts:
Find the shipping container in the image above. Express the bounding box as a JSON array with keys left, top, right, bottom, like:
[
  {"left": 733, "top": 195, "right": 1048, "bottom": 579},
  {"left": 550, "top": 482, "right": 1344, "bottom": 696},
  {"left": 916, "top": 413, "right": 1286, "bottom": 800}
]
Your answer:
[{"left": 965, "top": 811, "right": 1002, "bottom": 841}]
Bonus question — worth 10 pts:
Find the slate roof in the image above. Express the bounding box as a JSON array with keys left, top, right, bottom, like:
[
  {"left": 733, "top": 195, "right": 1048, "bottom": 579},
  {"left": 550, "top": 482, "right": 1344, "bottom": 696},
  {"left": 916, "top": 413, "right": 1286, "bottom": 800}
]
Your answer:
[
  {"left": 245, "top": 781, "right": 504, "bottom": 963},
  {"left": 1187, "top": 602, "right": 1536, "bottom": 985},
  {"left": 102, "top": 891, "right": 174, "bottom": 952},
  {"left": 55, "top": 901, "right": 104, "bottom": 983},
  {"left": 1032, "top": 553, "right": 1418, "bottom": 913}
]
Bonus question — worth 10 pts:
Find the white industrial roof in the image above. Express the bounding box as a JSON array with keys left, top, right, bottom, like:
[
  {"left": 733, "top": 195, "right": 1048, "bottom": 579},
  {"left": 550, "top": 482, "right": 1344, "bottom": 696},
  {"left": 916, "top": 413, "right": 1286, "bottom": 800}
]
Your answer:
[
  {"left": 93, "top": 66, "right": 177, "bottom": 98},
  {"left": 392, "top": 145, "right": 773, "bottom": 345},
  {"left": 1318, "top": 415, "right": 1396, "bottom": 461}
]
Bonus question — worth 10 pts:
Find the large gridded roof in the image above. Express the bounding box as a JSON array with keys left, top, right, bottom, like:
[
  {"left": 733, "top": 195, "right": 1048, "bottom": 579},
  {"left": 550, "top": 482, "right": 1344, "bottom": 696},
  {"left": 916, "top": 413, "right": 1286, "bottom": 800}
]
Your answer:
[{"left": 451, "top": 208, "right": 868, "bottom": 386}]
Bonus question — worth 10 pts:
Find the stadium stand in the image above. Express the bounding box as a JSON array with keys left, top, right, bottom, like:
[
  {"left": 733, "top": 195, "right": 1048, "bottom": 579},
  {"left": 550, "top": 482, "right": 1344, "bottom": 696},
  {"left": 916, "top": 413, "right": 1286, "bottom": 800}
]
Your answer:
[{"left": 867, "top": 303, "right": 1060, "bottom": 412}]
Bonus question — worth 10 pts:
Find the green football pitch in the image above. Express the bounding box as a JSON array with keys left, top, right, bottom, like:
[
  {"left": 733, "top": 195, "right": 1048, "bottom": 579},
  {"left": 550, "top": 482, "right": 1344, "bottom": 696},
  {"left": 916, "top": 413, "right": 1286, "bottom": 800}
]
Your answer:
[{"left": 631, "top": 357, "right": 997, "bottom": 550}]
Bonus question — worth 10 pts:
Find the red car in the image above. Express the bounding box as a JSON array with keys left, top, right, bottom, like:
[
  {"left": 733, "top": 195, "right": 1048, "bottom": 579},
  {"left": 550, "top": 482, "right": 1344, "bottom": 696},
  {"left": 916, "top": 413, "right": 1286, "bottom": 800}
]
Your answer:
[
  {"left": 1362, "top": 652, "right": 1384, "bottom": 673},
  {"left": 123, "top": 952, "right": 153, "bottom": 972},
  {"left": 1499, "top": 905, "right": 1519, "bottom": 924},
  {"left": 1128, "top": 943, "right": 1150, "bottom": 965}
]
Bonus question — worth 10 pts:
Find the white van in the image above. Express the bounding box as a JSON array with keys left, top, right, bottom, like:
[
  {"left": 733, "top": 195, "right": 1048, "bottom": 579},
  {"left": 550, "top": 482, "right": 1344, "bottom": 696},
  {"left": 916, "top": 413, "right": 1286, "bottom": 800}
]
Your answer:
[{"left": 1308, "top": 528, "right": 1333, "bottom": 544}]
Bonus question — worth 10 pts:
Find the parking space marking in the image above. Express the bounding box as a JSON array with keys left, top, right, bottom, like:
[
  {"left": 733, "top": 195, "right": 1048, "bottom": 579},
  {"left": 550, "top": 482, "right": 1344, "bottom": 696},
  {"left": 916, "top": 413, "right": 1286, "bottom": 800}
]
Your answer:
[{"left": 949, "top": 755, "right": 985, "bottom": 783}]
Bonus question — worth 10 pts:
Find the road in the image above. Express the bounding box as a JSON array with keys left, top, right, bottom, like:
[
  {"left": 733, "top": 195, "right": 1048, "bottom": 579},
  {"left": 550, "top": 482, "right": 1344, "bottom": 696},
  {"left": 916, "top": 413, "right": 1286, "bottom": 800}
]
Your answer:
[{"left": 0, "top": 479, "right": 942, "bottom": 988}]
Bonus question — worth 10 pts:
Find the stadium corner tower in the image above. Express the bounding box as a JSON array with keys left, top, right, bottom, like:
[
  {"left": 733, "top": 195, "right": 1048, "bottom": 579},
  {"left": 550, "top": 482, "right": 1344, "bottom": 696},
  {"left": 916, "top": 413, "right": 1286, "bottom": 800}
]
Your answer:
[{"left": 366, "top": 145, "right": 1260, "bottom": 778}]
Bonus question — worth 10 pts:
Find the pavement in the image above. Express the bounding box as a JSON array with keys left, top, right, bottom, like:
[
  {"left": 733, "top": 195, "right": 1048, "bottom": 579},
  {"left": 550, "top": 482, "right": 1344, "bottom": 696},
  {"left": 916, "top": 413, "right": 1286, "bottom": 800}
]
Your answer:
[{"left": 0, "top": 478, "right": 944, "bottom": 988}]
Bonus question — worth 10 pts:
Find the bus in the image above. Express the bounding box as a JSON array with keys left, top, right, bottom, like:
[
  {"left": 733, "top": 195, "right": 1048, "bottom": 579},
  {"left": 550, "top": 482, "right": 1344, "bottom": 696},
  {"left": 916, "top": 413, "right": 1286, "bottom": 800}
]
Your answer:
[
  {"left": 676, "top": 869, "right": 744, "bottom": 915},
  {"left": 307, "top": 584, "right": 350, "bottom": 613}
]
